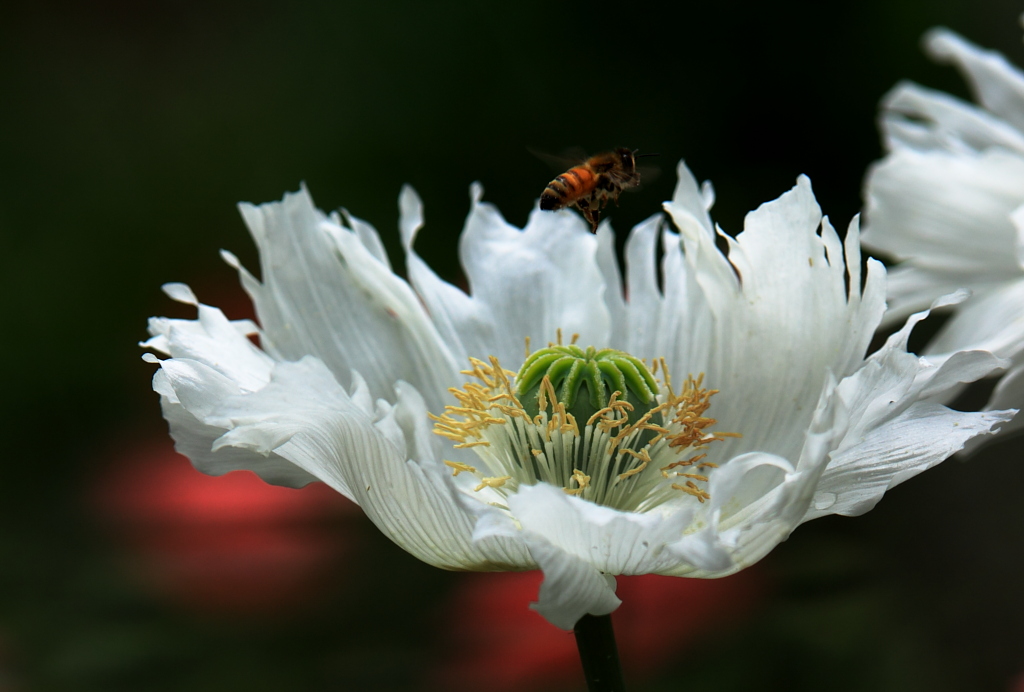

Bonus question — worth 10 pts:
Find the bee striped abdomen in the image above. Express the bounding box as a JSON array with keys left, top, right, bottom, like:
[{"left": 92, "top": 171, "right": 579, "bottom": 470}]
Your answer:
[{"left": 540, "top": 166, "right": 596, "bottom": 210}]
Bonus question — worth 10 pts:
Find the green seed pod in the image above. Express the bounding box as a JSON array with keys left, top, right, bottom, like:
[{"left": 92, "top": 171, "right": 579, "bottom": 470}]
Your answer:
[{"left": 515, "top": 345, "right": 659, "bottom": 430}]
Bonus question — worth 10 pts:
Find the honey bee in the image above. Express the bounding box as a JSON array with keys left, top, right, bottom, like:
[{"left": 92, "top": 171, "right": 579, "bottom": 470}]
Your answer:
[{"left": 539, "top": 148, "right": 651, "bottom": 232}]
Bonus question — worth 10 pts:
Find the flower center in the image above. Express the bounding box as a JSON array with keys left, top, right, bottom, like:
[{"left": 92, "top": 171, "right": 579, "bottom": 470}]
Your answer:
[{"left": 431, "top": 345, "right": 736, "bottom": 513}]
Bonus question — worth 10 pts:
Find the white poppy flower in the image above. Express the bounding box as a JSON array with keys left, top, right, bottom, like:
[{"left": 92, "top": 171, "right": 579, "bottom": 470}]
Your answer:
[
  {"left": 863, "top": 25, "right": 1024, "bottom": 443},
  {"left": 143, "top": 163, "right": 1012, "bottom": 630}
]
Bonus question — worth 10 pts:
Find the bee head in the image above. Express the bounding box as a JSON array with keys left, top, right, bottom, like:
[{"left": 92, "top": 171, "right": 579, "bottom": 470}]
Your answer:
[{"left": 615, "top": 147, "right": 636, "bottom": 173}]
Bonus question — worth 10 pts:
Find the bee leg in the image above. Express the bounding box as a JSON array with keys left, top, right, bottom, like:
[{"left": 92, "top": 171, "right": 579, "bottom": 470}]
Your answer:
[{"left": 576, "top": 200, "right": 598, "bottom": 232}]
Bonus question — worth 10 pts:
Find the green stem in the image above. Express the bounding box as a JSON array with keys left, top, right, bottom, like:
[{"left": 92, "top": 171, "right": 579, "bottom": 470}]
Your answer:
[{"left": 573, "top": 614, "right": 626, "bottom": 692}]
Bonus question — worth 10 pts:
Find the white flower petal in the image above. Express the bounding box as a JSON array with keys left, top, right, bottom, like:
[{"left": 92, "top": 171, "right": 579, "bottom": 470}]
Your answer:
[
  {"left": 595, "top": 224, "right": 626, "bottom": 350},
  {"left": 880, "top": 81, "right": 1024, "bottom": 153},
  {"left": 233, "top": 186, "right": 459, "bottom": 411},
  {"left": 503, "top": 483, "right": 698, "bottom": 576},
  {"left": 926, "top": 279, "right": 1024, "bottom": 360},
  {"left": 664, "top": 452, "right": 819, "bottom": 578},
  {"left": 204, "top": 356, "right": 532, "bottom": 571},
  {"left": 806, "top": 309, "right": 1014, "bottom": 520},
  {"left": 476, "top": 482, "right": 698, "bottom": 629},
  {"left": 925, "top": 28, "right": 1024, "bottom": 134},
  {"left": 863, "top": 147, "right": 1024, "bottom": 277},
  {"left": 334, "top": 207, "right": 392, "bottom": 270},
  {"left": 667, "top": 175, "right": 886, "bottom": 463},
  {"left": 963, "top": 364, "right": 1024, "bottom": 455},
  {"left": 810, "top": 402, "right": 1012, "bottom": 519},
  {"left": 527, "top": 539, "right": 621, "bottom": 631},
  {"left": 619, "top": 214, "right": 668, "bottom": 357},
  {"left": 144, "top": 301, "right": 274, "bottom": 391},
  {"left": 458, "top": 183, "right": 612, "bottom": 365},
  {"left": 152, "top": 365, "right": 315, "bottom": 487},
  {"left": 877, "top": 263, "right": 1000, "bottom": 326},
  {"left": 398, "top": 184, "right": 497, "bottom": 367},
  {"left": 1014, "top": 203, "right": 1024, "bottom": 271}
]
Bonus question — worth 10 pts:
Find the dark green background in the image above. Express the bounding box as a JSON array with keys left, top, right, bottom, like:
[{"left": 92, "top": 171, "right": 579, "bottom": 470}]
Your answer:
[{"left": 2, "top": 1, "right": 1022, "bottom": 690}]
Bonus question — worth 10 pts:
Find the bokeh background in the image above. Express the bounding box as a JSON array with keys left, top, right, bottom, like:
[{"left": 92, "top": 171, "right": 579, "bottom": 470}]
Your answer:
[{"left": 2, "top": 1, "right": 1023, "bottom": 690}]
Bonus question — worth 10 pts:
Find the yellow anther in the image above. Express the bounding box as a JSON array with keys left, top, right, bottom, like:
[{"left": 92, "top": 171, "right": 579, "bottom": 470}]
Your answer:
[
  {"left": 586, "top": 392, "right": 633, "bottom": 427},
  {"left": 446, "top": 405, "right": 491, "bottom": 416},
  {"left": 659, "top": 357, "right": 672, "bottom": 395},
  {"left": 495, "top": 404, "right": 530, "bottom": 419},
  {"left": 454, "top": 440, "right": 491, "bottom": 449},
  {"left": 474, "top": 475, "right": 512, "bottom": 492},
  {"left": 434, "top": 430, "right": 467, "bottom": 442},
  {"left": 562, "top": 413, "right": 580, "bottom": 436},
  {"left": 487, "top": 392, "right": 516, "bottom": 402},
  {"left": 538, "top": 375, "right": 558, "bottom": 414},
  {"left": 564, "top": 469, "right": 591, "bottom": 495},
  {"left": 444, "top": 460, "right": 477, "bottom": 476},
  {"left": 570, "top": 332, "right": 580, "bottom": 345},
  {"left": 557, "top": 327, "right": 563, "bottom": 345},
  {"left": 617, "top": 448, "right": 651, "bottom": 480},
  {"left": 672, "top": 482, "right": 711, "bottom": 503}
]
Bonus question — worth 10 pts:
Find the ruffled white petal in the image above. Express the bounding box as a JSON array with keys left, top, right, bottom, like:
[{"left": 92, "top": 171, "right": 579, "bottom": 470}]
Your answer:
[
  {"left": 333, "top": 207, "right": 392, "bottom": 270},
  {"left": 806, "top": 307, "right": 1015, "bottom": 520},
  {"left": 400, "top": 182, "right": 615, "bottom": 370},
  {"left": 925, "top": 28, "right": 1024, "bottom": 134},
  {"left": 143, "top": 291, "right": 314, "bottom": 484},
  {"left": 143, "top": 287, "right": 274, "bottom": 389},
  {"left": 230, "top": 186, "right": 459, "bottom": 412},
  {"left": 152, "top": 365, "right": 316, "bottom": 487},
  {"left": 178, "top": 354, "right": 532, "bottom": 571},
  {"left": 456, "top": 183, "right": 612, "bottom": 367},
  {"left": 398, "top": 185, "right": 498, "bottom": 368},
  {"left": 664, "top": 169, "right": 886, "bottom": 464},
  {"left": 963, "top": 364, "right": 1024, "bottom": 455},
  {"left": 473, "top": 482, "right": 697, "bottom": 629},
  {"left": 618, "top": 214, "right": 673, "bottom": 357},
  {"left": 663, "top": 451, "right": 821, "bottom": 578}
]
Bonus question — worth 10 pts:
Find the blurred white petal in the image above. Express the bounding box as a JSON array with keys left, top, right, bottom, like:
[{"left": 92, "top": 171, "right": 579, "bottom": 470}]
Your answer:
[{"left": 864, "top": 25, "right": 1024, "bottom": 448}]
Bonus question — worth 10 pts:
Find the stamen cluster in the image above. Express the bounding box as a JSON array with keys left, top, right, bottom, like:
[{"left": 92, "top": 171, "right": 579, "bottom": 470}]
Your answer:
[{"left": 430, "top": 348, "right": 735, "bottom": 513}]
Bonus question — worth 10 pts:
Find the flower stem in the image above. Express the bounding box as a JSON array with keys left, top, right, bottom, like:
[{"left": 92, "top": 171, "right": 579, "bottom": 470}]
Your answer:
[{"left": 573, "top": 614, "right": 626, "bottom": 692}]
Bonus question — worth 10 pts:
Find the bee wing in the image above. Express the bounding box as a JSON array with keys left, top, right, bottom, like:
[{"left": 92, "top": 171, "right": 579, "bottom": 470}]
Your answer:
[
  {"left": 528, "top": 146, "right": 589, "bottom": 172},
  {"left": 630, "top": 163, "right": 661, "bottom": 190}
]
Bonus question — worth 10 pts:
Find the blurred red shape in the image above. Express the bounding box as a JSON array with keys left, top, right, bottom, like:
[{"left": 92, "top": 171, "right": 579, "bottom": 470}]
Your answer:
[
  {"left": 91, "top": 436, "right": 358, "bottom": 618},
  {"left": 431, "top": 568, "right": 763, "bottom": 691}
]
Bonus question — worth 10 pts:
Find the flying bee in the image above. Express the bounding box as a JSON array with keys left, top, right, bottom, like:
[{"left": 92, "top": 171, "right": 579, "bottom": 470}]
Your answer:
[{"left": 538, "top": 148, "right": 655, "bottom": 232}]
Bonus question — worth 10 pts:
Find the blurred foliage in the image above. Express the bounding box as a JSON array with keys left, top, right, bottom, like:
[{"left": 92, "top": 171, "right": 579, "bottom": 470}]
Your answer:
[{"left": 1, "top": 0, "right": 1023, "bottom": 689}]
